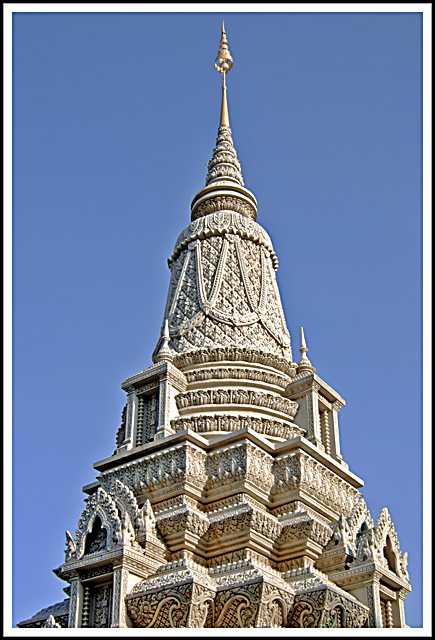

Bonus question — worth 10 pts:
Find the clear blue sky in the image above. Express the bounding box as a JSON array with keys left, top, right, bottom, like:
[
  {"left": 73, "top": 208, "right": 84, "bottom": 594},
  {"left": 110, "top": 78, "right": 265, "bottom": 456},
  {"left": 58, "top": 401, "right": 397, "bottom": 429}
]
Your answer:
[{"left": 12, "top": 9, "right": 423, "bottom": 628}]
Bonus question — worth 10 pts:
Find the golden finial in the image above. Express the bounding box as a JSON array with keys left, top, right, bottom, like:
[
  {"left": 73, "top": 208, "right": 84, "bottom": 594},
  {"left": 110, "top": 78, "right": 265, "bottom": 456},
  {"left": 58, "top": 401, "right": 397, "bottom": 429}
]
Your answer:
[
  {"left": 215, "top": 21, "right": 233, "bottom": 127},
  {"left": 215, "top": 21, "right": 233, "bottom": 77}
]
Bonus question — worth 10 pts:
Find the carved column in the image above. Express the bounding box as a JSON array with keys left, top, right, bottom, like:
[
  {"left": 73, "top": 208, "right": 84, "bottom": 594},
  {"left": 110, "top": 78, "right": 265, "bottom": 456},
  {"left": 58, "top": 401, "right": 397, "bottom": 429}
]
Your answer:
[
  {"left": 120, "top": 387, "right": 137, "bottom": 451},
  {"left": 111, "top": 565, "right": 129, "bottom": 628},
  {"left": 155, "top": 374, "right": 172, "bottom": 439},
  {"left": 391, "top": 589, "right": 407, "bottom": 628},
  {"left": 306, "top": 382, "right": 323, "bottom": 449},
  {"left": 320, "top": 410, "right": 331, "bottom": 455},
  {"left": 365, "top": 581, "right": 383, "bottom": 628},
  {"left": 81, "top": 585, "right": 91, "bottom": 627},
  {"left": 384, "top": 600, "right": 393, "bottom": 628},
  {"left": 68, "top": 578, "right": 82, "bottom": 628},
  {"left": 330, "top": 401, "right": 344, "bottom": 462},
  {"left": 135, "top": 396, "right": 145, "bottom": 447}
]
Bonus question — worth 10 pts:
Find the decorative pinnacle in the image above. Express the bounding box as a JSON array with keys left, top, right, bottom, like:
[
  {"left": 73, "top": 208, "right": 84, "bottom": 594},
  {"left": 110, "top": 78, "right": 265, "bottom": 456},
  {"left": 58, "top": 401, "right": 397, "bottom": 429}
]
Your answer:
[
  {"left": 297, "top": 327, "right": 316, "bottom": 373},
  {"left": 154, "top": 319, "right": 173, "bottom": 363},
  {"left": 215, "top": 21, "right": 233, "bottom": 76},
  {"left": 215, "top": 21, "right": 233, "bottom": 128}
]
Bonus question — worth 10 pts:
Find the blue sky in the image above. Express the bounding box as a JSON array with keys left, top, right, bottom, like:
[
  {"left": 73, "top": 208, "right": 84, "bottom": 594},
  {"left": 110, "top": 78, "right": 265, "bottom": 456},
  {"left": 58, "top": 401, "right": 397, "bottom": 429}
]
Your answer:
[{"left": 11, "top": 8, "right": 424, "bottom": 628}]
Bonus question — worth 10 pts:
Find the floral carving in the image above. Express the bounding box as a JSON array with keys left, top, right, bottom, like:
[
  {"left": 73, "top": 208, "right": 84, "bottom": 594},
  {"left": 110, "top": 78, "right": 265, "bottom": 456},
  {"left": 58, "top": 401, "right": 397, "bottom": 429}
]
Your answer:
[
  {"left": 272, "top": 452, "right": 360, "bottom": 516},
  {"left": 288, "top": 588, "right": 368, "bottom": 628}
]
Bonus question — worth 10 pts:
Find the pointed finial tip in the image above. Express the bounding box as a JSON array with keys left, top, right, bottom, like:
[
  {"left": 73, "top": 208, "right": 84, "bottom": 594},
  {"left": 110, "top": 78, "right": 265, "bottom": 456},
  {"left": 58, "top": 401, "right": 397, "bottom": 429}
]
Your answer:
[{"left": 215, "top": 21, "right": 233, "bottom": 76}]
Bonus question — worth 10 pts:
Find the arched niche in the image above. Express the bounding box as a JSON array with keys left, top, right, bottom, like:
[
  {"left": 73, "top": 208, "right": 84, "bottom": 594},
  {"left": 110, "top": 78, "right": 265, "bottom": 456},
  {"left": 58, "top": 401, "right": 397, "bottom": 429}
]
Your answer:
[
  {"left": 383, "top": 535, "right": 397, "bottom": 573},
  {"left": 84, "top": 515, "right": 108, "bottom": 556}
]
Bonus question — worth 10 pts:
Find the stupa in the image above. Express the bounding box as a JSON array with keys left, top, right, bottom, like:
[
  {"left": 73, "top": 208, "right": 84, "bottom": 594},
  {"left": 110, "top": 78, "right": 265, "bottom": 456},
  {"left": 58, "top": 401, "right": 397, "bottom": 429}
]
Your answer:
[{"left": 18, "top": 23, "right": 411, "bottom": 629}]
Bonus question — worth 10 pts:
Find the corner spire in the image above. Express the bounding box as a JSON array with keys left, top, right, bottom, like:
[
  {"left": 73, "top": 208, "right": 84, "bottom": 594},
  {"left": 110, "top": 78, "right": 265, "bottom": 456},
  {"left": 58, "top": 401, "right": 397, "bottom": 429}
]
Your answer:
[
  {"left": 297, "top": 327, "right": 316, "bottom": 374},
  {"left": 154, "top": 319, "right": 173, "bottom": 363},
  {"left": 215, "top": 21, "right": 233, "bottom": 128}
]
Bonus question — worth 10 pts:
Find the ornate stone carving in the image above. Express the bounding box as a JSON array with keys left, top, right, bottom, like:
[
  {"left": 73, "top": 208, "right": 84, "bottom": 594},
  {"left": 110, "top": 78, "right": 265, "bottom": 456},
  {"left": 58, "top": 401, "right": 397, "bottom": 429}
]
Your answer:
[
  {"left": 272, "top": 452, "right": 361, "bottom": 516},
  {"left": 70, "top": 488, "right": 121, "bottom": 561},
  {"left": 100, "top": 477, "right": 140, "bottom": 524},
  {"left": 192, "top": 194, "right": 256, "bottom": 222},
  {"left": 43, "top": 615, "right": 61, "bottom": 628},
  {"left": 156, "top": 507, "right": 210, "bottom": 540},
  {"left": 278, "top": 514, "right": 333, "bottom": 549},
  {"left": 173, "top": 414, "right": 302, "bottom": 440},
  {"left": 184, "top": 366, "right": 290, "bottom": 388},
  {"left": 161, "top": 210, "right": 294, "bottom": 360},
  {"left": 346, "top": 498, "right": 374, "bottom": 548},
  {"left": 80, "top": 565, "right": 113, "bottom": 581},
  {"left": 100, "top": 444, "right": 189, "bottom": 496},
  {"left": 175, "top": 388, "right": 298, "bottom": 417},
  {"left": 127, "top": 566, "right": 216, "bottom": 628},
  {"left": 136, "top": 499, "right": 157, "bottom": 536},
  {"left": 115, "top": 404, "right": 127, "bottom": 448},
  {"left": 92, "top": 584, "right": 112, "bottom": 628},
  {"left": 288, "top": 587, "right": 368, "bottom": 628},
  {"left": 212, "top": 577, "right": 294, "bottom": 628},
  {"left": 204, "top": 504, "right": 281, "bottom": 544},
  {"left": 366, "top": 584, "right": 376, "bottom": 627},
  {"left": 173, "top": 346, "right": 296, "bottom": 377},
  {"left": 64, "top": 531, "right": 77, "bottom": 562},
  {"left": 205, "top": 442, "right": 274, "bottom": 495},
  {"left": 68, "top": 582, "right": 78, "bottom": 628},
  {"left": 205, "top": 126, "right": 244, "bottom": 186}
]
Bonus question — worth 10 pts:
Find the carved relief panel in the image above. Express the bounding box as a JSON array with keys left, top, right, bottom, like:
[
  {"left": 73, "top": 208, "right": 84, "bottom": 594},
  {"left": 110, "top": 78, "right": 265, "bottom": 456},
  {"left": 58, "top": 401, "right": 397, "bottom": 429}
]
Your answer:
[{"left": 90, "top": 584, "right": 113, "bottom": 628}]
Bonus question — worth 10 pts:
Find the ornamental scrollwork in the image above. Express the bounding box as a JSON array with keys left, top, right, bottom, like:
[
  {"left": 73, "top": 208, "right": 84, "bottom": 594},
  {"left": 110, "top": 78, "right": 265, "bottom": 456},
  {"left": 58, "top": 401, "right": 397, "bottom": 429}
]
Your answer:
[
  {"left": 68, "top": 488, "right": 121, "bottom": 561},
  {"left": 288, "top": 588, "right": 368, "bottom": 628}
]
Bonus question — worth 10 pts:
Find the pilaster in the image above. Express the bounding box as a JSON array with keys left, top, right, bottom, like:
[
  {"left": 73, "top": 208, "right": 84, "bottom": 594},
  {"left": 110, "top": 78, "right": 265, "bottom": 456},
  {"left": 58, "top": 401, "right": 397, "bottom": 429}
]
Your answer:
[
  {"left": 67, "top": 577, "right": 82, "bottom": 628},
  {"left": 111, "top": 564, "right": 130, "bottom": 628},
  {"left": 118, "top": 386, "right": 137, "bottom": 452},
  {"left": 155, "top": 373, "right": 172, "bottom": 439},
  {"left": 330, "top": 401, "right": 344, "bottom": 461},
  {"left": 391, "top": 588, "right": 407, "bottom": 628}
]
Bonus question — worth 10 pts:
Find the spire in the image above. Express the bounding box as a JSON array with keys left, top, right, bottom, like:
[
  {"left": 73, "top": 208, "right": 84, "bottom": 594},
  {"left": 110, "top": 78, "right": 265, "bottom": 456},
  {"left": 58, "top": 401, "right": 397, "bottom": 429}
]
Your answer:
[
  {"left": 205, "top": 21, "right": 242, "bottom": 187},
  {"left": 215, "top": 21, "right": 233, "bottom": 128},
  {"left": 297, "top": 327, "right": 316, "bottom": 373},
  {"left": 190, "top": 22, "right": 258, "bottom": 222}
]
